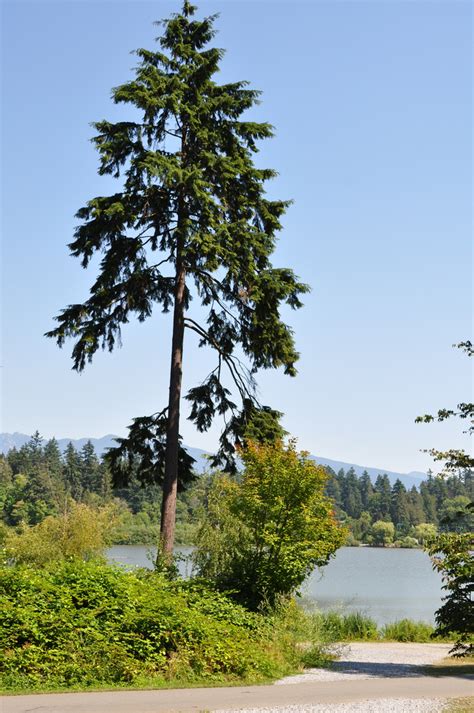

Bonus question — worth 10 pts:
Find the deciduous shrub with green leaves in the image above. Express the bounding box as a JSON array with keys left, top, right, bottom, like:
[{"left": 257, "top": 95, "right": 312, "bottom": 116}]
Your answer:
[
  {"left": 193, "top": 441, "right": 345, "bottom": 610},
  {"left": 427, "top": 532, "right": 473, "bottom": 656},
  {"left": 0, "top": 559, "right": 322, "bottom": 692},
  {"left": 3, "top": 501, "right": 121, "bottom": 565}
]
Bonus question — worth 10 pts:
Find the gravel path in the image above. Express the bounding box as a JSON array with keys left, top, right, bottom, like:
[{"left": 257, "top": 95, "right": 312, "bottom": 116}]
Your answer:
[
  {"left": 213, "top": 642, "right": 468, "bottom": 713},
  {"left": 276, "top": 642, "right": 453, "bottom": 684},
  {"left": 213, "top": 698, "right": 448, "bottom": 713}
]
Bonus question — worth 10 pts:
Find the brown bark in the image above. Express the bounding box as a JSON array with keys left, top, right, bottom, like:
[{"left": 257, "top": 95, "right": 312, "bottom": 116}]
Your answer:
[
  {"left": 160, "top": 256, "right": 186, "bottom": 559},
  {"left": 158, "top": 119, "right": 188, "bottom": 563}
]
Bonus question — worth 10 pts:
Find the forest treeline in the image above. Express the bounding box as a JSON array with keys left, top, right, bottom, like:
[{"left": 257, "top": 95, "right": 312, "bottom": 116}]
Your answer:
[{"left": 1, "top": 433, "right": 472, "bottom": 548}]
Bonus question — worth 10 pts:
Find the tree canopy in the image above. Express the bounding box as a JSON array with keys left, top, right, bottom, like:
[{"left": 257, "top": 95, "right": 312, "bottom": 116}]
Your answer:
[{"left": 46, "top": 2, "right": 308, "bottom": 552}]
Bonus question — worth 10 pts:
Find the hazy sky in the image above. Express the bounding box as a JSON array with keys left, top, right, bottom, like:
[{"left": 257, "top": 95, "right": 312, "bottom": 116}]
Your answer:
[{"left": 1, "top": 0, "right": 472, "bottom": 474}]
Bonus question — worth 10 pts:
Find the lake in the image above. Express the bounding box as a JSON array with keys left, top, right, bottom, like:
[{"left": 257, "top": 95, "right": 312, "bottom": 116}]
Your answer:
[{"left": 106, "top": 545, "right": 444, "bottom": 625}]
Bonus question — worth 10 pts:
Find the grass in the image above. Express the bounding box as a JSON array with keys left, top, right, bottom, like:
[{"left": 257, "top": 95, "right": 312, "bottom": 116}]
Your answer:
[
  {"left": 308, "top": 610, "right": 452, "bottom": 643},
  {"left": 381, "top": 618, "right": 438, "bottom": 642}
]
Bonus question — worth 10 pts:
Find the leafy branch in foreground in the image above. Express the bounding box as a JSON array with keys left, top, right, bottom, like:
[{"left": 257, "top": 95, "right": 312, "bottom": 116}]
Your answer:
[
  {"left": 416, "top": 341, "right": 473, "bottom": 474},
  {"left": 417, "top": 340, "right": 473, "bottom": 657},
  {"left": 426, "top": 533, "right": 473, "bottom": 656}
]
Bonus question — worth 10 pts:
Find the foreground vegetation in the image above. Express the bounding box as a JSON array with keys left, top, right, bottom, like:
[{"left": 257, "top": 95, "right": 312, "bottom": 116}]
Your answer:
[
  {"left": 1, "top": 559, "right": 325, "bottom": 692},
  {"left": 0, "top": 557, "right": 456, "bottom": 694},
  {"left": 2, "top": 440, "right": 467, "bottom": 695},
  {"left": 0, "top": 441, "right": 341, "bottom": 692}
]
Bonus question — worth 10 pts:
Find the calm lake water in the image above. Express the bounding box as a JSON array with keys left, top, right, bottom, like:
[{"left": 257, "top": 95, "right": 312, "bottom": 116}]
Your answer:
[{"left": 106, "top": 545, "right": 444, "bottom": 625}]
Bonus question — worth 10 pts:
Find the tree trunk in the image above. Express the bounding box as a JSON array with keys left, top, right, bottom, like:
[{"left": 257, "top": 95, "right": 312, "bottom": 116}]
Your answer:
[
  {"left": 160, "top": 257, "right": 186, "bottom": 559},
  {"left": 159, "top": 119, "right": 188, "bottom": 563}
]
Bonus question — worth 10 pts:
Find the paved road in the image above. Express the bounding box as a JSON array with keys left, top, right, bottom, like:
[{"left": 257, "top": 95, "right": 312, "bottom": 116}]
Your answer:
[{"left": 3, "top": 676, "right": 473, "bottom": 713}]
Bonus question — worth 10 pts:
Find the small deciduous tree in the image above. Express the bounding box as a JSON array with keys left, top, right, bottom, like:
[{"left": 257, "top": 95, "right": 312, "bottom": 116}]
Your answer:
[
  {"left": 427, "top": 533, "right": 473, "bottom": 656},
  {"left": 412, "top": 522, "right": 437, "bottom": 545},
  {"left": 46, "top": 2, "right": 308, "bottom": 556},
  {"left": 193, "top": 441, "right": 345, "bottom": 609},
  {"left": 416, "top": 341, "right": 473, "bottom": 476},
  {"left": 417, "top": 340, "right": 473, "bottom": 656},
  {"left": 370, "top": 520, "right": 395, "bottom": 547},
  {"left": 4, "top": 502, "right": 121, "bottom": 565}
]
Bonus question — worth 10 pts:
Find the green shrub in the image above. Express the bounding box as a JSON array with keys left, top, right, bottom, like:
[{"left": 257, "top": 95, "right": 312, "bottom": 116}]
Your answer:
[
  {"left": 0, "top": 560, "right": 313, "bottom": 692},
  {"left": 381, "top": 619, "right": 435, "bottom": 642},
  {"left": 370, "top": 521, "right": 395, "bottom": 547},
  {"left": 426, "top": 532, "right": 474, "bottom": 656},
  {"left": 398, "top": 536, "right": 419, "bottom": 549},
  {"left": 194, "top": 441, "right": 345, "bottom": 609},
  {"left": 4, "top": 502, "right": 121, "bottom": 565}
]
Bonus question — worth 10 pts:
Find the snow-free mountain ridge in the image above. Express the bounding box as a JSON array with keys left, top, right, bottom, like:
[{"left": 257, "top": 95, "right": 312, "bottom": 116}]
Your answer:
[{"left": 0, "top": 432, "right": 426, "bottom": 489}]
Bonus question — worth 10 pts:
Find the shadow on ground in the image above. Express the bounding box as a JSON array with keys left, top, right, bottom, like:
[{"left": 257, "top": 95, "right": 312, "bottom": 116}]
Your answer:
[
  {"left": 328, "top": 661, "right": 474, "bottom": 679},
  {"left": 330, "top": 660, "right": 474, "bottom": 679},
  {"left": 330, "top": 661, "right": 427, "bottom": 678}
]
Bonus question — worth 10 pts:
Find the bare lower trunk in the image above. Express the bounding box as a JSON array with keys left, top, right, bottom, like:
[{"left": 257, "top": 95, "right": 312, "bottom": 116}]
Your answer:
[{"left": 160, "top": 260, "right": 186, "bottom": 559}]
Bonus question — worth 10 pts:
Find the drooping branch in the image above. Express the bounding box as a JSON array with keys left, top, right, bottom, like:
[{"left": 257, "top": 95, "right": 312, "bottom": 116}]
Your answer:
[
  {"left": 184, "top": 317, "right": 255, "bottom": 401},
  {"left": 105, "top": 408, "right": 196, "bottom": 489}
]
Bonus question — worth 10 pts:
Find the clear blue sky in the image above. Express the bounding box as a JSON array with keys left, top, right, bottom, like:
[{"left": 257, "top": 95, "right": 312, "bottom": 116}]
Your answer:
[{"left": 1, "top": 1, "right": 472, "bottom": 474}]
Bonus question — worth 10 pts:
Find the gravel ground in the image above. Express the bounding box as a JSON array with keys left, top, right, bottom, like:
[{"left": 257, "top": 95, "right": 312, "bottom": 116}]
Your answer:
[
  {"left": 212, "top": 643, "right": 459, "bottom": 713},
  {"left": 276, "top": 642, "right": 453, "bottom": 684},
  {"left": 213, "top": 699, "right": 447, "bottom": 713}
]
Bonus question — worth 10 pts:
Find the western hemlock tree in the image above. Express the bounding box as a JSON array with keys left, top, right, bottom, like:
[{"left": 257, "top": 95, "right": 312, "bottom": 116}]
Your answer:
[
  {"left": 46, "top": 2, "right": 308, "bottom": 554},
  {"left": 64, "top": 443, "right": 83, "bottom": 501}
]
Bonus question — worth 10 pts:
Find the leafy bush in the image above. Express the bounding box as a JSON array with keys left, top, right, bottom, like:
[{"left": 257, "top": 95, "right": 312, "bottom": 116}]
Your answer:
[
  {"left": 412, "top": 523, "right": 437, "bottom": 545},
  {"left": 426, "top": 532, "right": 474, "bottom": 656},
  {"left": 370, "top": 520, "right": 395, "bottom": 547},
  {"left": 110, "top": 509, "right": 160, "bottom": 545},
  {"left": 3, "top": 502, "right": 122, "bottom": 565},
  {"left": 381, "top": 619, "right": 435, "bottom": 642},
  {"left": 397, "top": 536, "right": 419, "bottom": 549},
  {"left": 194, "top": 441, "right": 345, "bottom": 609},
  {"left": 0, "top": 560, "right": 316, "bottom": 691}
]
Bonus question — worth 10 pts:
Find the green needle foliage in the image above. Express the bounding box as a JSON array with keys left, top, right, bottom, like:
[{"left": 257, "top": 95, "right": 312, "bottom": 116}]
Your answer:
[{"left": 46, "top": 2, "right": 308, "bottom": 553}]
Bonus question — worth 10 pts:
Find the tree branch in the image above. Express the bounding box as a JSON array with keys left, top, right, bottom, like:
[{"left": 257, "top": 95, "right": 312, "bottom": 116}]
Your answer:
[{"left": 184, "top": 317, "right": 254, "bottom": 400}]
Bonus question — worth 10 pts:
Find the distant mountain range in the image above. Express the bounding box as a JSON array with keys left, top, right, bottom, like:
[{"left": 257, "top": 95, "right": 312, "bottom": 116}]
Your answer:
[{"left": 0, "top": 432, "right": 427, "bottom": 489}]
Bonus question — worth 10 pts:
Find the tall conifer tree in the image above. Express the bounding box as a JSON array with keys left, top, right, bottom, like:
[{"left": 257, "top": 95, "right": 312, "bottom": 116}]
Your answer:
[{"left": 47, "top": 2, "right": 308, "bottom": 554}]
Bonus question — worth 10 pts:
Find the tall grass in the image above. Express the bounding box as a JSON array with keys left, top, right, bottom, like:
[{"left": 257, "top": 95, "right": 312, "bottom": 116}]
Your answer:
[
  {"left": 312, "top": 611, "right": 378, "bottom": 641},
  {"left": 381, "top": 619, "right": 436, "bottom": 642},
  {"left": 306, "top": 609, "right": 450, "bottom": 643}
]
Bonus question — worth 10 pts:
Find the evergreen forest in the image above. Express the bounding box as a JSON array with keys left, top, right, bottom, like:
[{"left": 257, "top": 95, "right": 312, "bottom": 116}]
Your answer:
[{"left": 1, "top": 433, "right": 472, "bottom": 549}]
